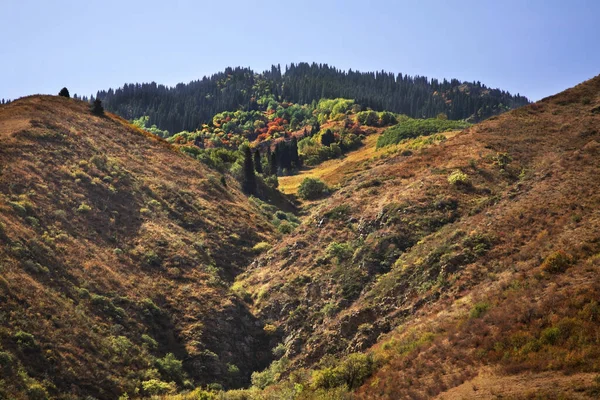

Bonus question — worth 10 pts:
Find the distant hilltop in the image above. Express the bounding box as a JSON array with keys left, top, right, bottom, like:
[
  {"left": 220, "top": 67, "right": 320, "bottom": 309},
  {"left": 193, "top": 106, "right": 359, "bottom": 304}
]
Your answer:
[{"left": 94, "top": 62, "right": 530, "bottom": 134}]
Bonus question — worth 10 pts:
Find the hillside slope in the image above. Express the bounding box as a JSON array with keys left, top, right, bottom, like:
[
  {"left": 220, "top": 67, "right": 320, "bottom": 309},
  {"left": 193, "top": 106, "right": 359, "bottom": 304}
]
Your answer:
[
  {"left": 233, "top": 75, "right": 600, "bottom": 398},
  {"left": 0, "top": 96, "right": 276, "bottom": 399}
]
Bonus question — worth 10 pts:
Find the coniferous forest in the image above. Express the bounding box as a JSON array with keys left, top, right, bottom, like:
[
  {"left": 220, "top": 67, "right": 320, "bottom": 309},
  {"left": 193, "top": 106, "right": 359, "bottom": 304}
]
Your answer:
[{"left": 95, "top": 62, "right": 530, "bottom": 134}]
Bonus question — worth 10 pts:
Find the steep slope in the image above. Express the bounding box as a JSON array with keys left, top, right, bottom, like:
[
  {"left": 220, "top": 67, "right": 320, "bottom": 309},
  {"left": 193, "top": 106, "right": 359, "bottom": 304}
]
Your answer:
[
  {"left": 0, "top": 96, "right": 275, "bottom": 399},
  {"left": 233, "top": 75, "right": 600, "bottom": 398}
]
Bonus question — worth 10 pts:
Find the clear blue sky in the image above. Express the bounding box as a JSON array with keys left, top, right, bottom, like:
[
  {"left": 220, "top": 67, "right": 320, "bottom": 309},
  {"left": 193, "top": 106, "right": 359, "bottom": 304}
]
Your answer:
[{"left": 1, "top": 0, "right": 599, "bottom": 102}]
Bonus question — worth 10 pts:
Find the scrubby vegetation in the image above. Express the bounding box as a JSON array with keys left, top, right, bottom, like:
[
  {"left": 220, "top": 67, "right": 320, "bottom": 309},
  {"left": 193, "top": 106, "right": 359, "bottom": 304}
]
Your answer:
[{"left": 376, "top": 117, "right": 470, "bottom": 148}]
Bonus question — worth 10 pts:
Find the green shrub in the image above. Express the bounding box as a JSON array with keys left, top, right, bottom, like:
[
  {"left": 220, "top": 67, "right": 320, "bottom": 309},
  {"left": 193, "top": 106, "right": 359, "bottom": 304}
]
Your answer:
[
  {"left": 14, "top": 331, "right": 37, "bottom": 350},
  {"left": 76, "top": 202, "right": 92, "bottom": 213},
  {"left": 144, "top": 250, "right": 161, "bottom": 267},
  {"left": 156, "top": 353, "right": 185, "bottom": 383},
  {"left": 196, "top": 390, "right": 217, "bottom": 400},
  {"left": 447, "top": 170, "right": 470, "bottom": 186},
  {"left": 251, "top": 368, "right": 275, "bottom": 390},
  {"left": 251, "top": 357, "right": 289, "bottom": 390},
  {"left": 321, "top": 302, "right": 339, "bottom": 317},
  {"left": 339, "top": 267, "right": 365, "bottom": 301},
  {"left": 540, "top": 327, "right": 560, "bottom": 345},
  {"left": 252, "top": 242, "right": 272, "bottom": 254},
  {"left": 541, "top": 251, "right": 572, "bottom": 274},
  {"left": 263, "top": 174, "right": 278, "bottom": 189},
  {"left": 272, "top": 343, "right": 286, "bottom": 358},
  {"left": 298, "top": 136, "right": 343, "bottom": 166},
  {"left": 298, "top": 178, "right": 330, "bottom": 200},
  {"left": 263, "top": 324, "right": 277, "bottom": 335},
  {"left": 311, "top": 367, "right": 345, "bottom": 390},
  {"left": 109, "top": 335, "right": 133, "bottom": 358},
  {"left": 26, "top": 383, "right": 49, "bottom": 400},
  {"left": 141, "top": 334, "right": 158, "bottom": 349},
  {"left": 324, "top": 204, "right": 351, "bottom": 220},
  {"left": 8, "top": 201, "right": 28, "bottom": 216},
  {"left": 0, "top": 351, "right": 13, "bottom": 370},
  {"left": 141, "top": 379, "right": 175, "bottom": 395},
  {"left": 311, "top": 353, "right": 375, "bottom": 390},
  {"left": 356, "top": 110, "right": 398, "bottom": 127},
  {"left": 90, "top": 294, "right": 127, "bottom": 320},
  {"left": 494, "top": 152, "right": 512, "bottom": 168},
  {"left": 227, "top": 363, "right": 240, "bottom": 375},
  {"left": 470, "top": 302, "right": 490, "bottom": 319},
  {"left": 277, "top": 222, "right": 294, "bottom": 234},
  {"left": 326, "top": 242, "right": 354, "bottom": 262},
  {"left": 180, "top": 145, "right": 202, "bottom": 157}
]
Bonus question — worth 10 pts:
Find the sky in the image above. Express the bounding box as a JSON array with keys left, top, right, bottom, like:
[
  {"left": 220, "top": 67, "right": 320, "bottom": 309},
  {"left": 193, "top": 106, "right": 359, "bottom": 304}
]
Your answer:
[{"left": 1, "top": 0, "right": 599, "bottom": 102}]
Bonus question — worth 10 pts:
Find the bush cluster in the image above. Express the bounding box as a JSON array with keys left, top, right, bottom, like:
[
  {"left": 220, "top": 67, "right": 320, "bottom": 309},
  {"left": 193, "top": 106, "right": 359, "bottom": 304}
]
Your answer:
[{"left": 298, "top": 178, "right": 330, "bottom": 200}]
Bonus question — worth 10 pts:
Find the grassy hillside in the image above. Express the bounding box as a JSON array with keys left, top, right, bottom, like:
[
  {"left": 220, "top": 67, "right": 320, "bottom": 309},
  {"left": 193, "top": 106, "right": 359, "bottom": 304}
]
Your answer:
[
  {"left": 2, "top": 73, "right": 599, "bottom": 399},
  {"left": 0, "top": 96, "right": 277, "bottom": 399},
  {"left": 222, "top": 75, "right": 600, "bottom": 398}
]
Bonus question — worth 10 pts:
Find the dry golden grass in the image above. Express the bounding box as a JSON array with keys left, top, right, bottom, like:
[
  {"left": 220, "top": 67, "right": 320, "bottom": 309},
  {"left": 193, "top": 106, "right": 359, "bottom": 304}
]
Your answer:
[
  {"left": 279, "top": 129, "right": 460, "bottom": 195},
  {"left": 435, "top": 368, "right": 598, "bottom": 399},
  {"left": 279, "top": 133, "right": 383, "bottom": 194}
]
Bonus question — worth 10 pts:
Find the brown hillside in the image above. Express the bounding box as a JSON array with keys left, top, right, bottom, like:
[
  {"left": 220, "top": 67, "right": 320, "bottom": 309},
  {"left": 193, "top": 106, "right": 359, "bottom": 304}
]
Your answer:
[
  {"left": 236, "top": 75, "right": 600, "bottom": 398},
  {"left": 0, "top": 96, "right": 275, "bottom": 399}
]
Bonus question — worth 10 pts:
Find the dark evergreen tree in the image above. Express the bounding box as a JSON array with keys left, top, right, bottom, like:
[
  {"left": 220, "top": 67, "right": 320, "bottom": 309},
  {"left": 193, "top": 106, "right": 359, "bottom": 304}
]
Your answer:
[
  {"left": 241, "top": 146, "right": 256, "bottom": 194},
  {"left": 265, "top": 147, "right": 273, "bottom": 175},
  {"left": 253, "top": 150, "right": 263, "bottom": 174},
  {"left": 58, "top": 87, "right": 70, "bottom": 98},
  {"left": 290, "top": 136, "right": 300, "bottom": 170},
  {"left": 321, "top": 129, "right": 335, "bottom": 147},
  {"left": 91, "top": 99, "right": 104, "bottom": 116},
  {"left": 277, "top": 141, "right": 292, "bottom": 173},
  {"left": 270, "top": 146, "right": 279, "bottom": 176},
  {"left": 311, "top": 121, "right": 321, "bottom": 136}
]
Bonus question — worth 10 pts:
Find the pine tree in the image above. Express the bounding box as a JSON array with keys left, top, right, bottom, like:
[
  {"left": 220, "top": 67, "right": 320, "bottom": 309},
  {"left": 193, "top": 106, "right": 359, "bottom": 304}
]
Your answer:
[
  {"left": 270, "top": 146, "right": 279, "bottom": 176},
  {"left": 242, "top": 146, "right": 256, "bottom": 194},
  {"left": 321, "top": 129, "right": 335, "bottom": 147},
  {"left": 290, "top": 136, "right": 300, "bottom": 170},
  {"left": 311, "top": 121, "right": 320, "bottom": 136},
  {"left": 265, "top": 147, "right": 273, "bottom": 175},
  {"left": 253, "top": 150, "right": 263, "bottom": 174},
  {"left": 59, "top": 87, "right": 70, "bottom": 98},
  {"left": 278, "top": 142, "right": 292, "bottom": 173},
  {"left": 91, "top": 99, "right": 104, "bottom": 116}
]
